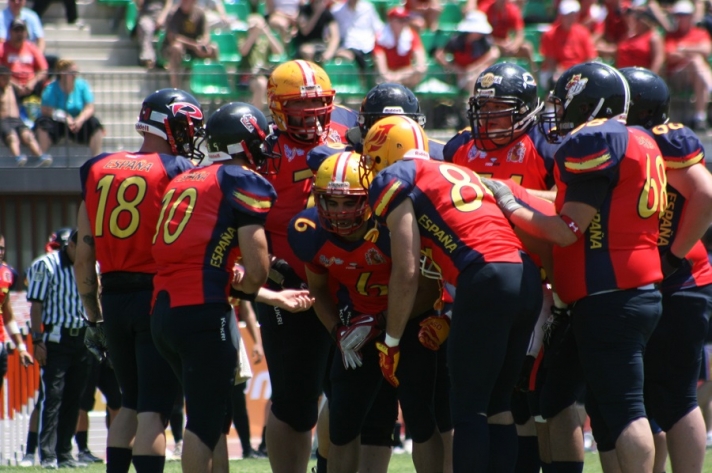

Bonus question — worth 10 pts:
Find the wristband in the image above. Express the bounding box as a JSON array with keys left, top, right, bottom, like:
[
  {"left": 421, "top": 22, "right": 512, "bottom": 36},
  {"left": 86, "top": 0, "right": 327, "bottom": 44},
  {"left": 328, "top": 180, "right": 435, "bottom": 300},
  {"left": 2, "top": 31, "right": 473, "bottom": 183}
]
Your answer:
[
  {"left": 229, "top": 288, "right": 257, "bottom": 302},
  {"left": 31, "top": 331, "right": 43, "bottom": 343},
  {"left": 384, "top": 334, "right": 400, "bottom": 347},
  {"left": 6, "top": 320, "right": 20, "bottom": 335},
  {"left": 17, "top": 342, "right": 27, "bottom": 352},
  {"left": 560, "top": 215, "right": 583, "bottom": 240}
]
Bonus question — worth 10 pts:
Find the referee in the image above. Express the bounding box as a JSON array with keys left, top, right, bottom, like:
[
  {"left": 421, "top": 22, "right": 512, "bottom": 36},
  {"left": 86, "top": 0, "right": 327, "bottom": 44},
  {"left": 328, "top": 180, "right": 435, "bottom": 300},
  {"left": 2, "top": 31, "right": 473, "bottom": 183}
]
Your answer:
[{"left": 28, "top": 228, "right": 92, "bottom": 469}]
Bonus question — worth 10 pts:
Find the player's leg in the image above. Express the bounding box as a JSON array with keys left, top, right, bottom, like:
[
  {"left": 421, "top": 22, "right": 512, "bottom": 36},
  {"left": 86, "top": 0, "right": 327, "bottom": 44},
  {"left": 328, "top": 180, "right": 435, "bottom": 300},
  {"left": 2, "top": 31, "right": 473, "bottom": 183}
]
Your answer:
[
  {"left": 397, "top": 312, "right": 444, "bottom": 472},
  {"left": 257, "top": 302, "right": 331, "bottom": 473},
  {"left": 645, "top": 285, "right": 712, "bottom": 473},
  {"left": 572, "top": 289, "right": 662, "bottom": 473},
  {"left": 359, "top": 377, "right": 398, "bottom": 473},
  {"left": 433, "top": 344, "right": 453, "bottom": 473}
]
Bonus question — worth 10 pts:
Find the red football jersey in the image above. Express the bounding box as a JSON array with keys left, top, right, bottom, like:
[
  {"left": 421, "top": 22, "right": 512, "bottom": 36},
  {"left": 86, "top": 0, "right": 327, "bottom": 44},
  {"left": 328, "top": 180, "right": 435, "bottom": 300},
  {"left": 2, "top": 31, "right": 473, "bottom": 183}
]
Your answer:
[
  {"left": 288, "top": 207, "right": 391, "bottom": 316},
  {"left": 639, "top": 123, "right": 712, "bottom": 291},
  {"left": 369, "top": 158, "right": 523, "bottom": 287},
  {"left": 445, "top": 127, "right": 556, "bottom": 191},
  {"left": 80, "top": 151, "right": 193, "bottom": 274},
  {"left": 262, "top": 117, "right": 352, "bottom": 282},
  {"left": 152, "top": 164, "right": 276, "bottom": 308},
  {"left": 506, "top": 179, "right": 556, "bottom": 269},
  {"left": 553, "top": 120, "right": 663, "bottom": 303}
]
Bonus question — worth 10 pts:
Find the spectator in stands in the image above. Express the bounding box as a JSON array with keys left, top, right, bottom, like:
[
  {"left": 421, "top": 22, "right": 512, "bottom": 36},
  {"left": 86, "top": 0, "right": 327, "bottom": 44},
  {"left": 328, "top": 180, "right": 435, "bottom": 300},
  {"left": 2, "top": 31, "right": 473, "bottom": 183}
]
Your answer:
[
  {"left": 191, "top": 0, "right": 236, "bottom": 29},
  {"left": 0, "top": 0, "right": 44, "bottom": 52},
  {"left": 266, "top": 0, "right": 300, "bottom": 43},
  {"left": 665, "top": 0, "right": 712, "bottom": 130},
  {"left": 135, "top": 0, "right": 173, "bottom": 69},
  {"left": 34, "top": 59, "right": 104, "bottom": 157},
  {"left": 434, "top": 10, "right": 499, "bottom": 93},
  {"left": 163, "top": 0, "right": 218, "bottom": 89},
  {"left": 577, "top": 0, "right": 606, "bottom": 35},
  {"left": 294, "top": 0, "right": 340, "bottom": 63},
  {"left": 0, "top": 19, "right": 47, "bottom": 100},
  {"left": 615, "top": 6, "right": 664, "bottom": 74},
  {"left": 331, "top": 0, "right": 384, "bottom": 70},
  {"left": 595, "top": 0, "right": 630, "bottom": 58},
  {"left": 236, "top": 14, "right": 284, "bottom": 111},
  {"left": 484, "top": 0, "right": 534, "bottom": 69},
  {"left": 403, "top": 0, "right": 442, "bottom": 31},
  {"left": 539, "top": 0, "right": 596, "bottom": 89},
  {"left": 0, "top": 66, "right": 48, "bottom": 166},
  {"left": 373, "top": 6, "right": 427, "bottom": 89},
  {"left": 32, "top": 0, "right": 78, "bottom": 25}
]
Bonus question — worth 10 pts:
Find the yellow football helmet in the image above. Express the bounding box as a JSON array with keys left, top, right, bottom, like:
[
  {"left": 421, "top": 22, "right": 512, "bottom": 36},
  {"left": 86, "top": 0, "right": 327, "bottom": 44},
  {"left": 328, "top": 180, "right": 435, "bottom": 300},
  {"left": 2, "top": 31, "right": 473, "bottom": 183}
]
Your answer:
[
  {"left": 314, "top": 152, "right": 373, "bottom": 236},
  {"left": 360, "top": 115, "right": 430, "bottom": 186},
  {"left": 267, "top": 60, "right": 336, "bottom": 144}
]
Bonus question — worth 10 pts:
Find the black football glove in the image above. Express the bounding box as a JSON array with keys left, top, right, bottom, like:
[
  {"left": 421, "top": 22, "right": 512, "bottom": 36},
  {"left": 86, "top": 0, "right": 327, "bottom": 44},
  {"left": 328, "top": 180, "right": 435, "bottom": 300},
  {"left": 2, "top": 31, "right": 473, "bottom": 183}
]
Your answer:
[
  {"left": 542, "top": 305, "right": 571, "bottom": 349},
  {"left": 269, "top": 258, "right": 306, "bottom": 290},
  {"left": 661, "top": 250, "right": 684, "bottom": 279},
  {"left": 84, "top": 322, "right": 108, "bottom": 364}
]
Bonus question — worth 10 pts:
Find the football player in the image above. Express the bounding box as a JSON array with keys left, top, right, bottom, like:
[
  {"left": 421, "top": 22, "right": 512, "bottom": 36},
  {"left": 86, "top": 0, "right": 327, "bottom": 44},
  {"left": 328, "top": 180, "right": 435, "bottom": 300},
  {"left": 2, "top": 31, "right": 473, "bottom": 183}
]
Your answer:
[
  {"left": 255, "top": 59, "right": 359, "bottom": 473},
  {"left": 363, "top": 116, "right": 543, "bottom": 472},
  {"left": 486, "top": 62, "right": 665, "bottom": 472},
  {"left": 75, "top": 88, "right": 201, "bottom": 473},
  {"left": 444, "top": 62, "right": 557, "bottom": 200},
  {"left": 288, "top": 151, "right": 449, "bottom": 473},
  {"left": 623, "top": 66, "right": 712, "bottom": 473},
  {"left": 150, "top": 102, "right": 276, "bottom": 472}
]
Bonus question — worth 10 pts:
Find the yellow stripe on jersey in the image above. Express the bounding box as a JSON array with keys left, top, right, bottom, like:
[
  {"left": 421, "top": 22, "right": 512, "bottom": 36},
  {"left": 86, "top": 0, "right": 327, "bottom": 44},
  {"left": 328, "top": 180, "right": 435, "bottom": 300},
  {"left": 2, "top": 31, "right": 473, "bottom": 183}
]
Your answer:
[
  {"left": 294, "top": 168, "right": 314, "bottom": 182},
  {"left": 564, "top": 153, "right": 612, "bottom": 172},
  {"left": 664, "top": 152, "right": 704, "bottom": 169},
  {"left": 232, "top": 191, "right": 272, "bottom": 211},
  {"left": 374, "top": 181, "right": 402, "bottom": 217}
]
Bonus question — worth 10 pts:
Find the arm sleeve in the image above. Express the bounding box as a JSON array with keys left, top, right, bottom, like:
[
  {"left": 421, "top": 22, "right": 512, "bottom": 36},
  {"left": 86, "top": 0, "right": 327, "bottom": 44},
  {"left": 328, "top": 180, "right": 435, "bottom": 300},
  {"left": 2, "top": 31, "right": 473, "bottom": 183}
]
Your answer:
[
  {"left": 564, "top": 176, "right": 611, "bottom": 209},
  {"left": 25, "top": 260, "right": 50, "bottom": 302}
]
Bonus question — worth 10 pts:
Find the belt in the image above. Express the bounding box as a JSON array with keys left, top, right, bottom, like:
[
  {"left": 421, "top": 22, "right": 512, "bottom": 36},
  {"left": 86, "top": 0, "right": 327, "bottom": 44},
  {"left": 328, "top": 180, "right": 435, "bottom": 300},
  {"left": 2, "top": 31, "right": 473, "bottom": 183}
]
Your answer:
[
  {"left": 44, "top": 325, "right": 86, "bottom": 337},
  {"left": 588, "top": 283, "right": 657, "bottom": 297}
]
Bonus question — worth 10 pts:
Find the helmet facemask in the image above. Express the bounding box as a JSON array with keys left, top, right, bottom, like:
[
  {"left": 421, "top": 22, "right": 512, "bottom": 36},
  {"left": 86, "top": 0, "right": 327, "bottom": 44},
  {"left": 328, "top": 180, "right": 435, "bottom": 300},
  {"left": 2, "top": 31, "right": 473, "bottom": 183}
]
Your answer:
[
  {"left": 274, "top": 94, "right": 335, "bottom": 145},
  {"left": 315, "top": 192, "right": 371, "bottom": 236},
  {"left": 469, "top": 95, "right": 542, "bottom": 150}
]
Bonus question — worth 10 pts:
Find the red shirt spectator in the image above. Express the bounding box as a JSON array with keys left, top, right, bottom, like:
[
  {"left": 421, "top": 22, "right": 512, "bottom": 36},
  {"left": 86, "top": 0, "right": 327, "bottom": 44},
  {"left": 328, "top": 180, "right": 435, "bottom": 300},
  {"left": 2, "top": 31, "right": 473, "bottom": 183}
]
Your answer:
[
  {"left": 0, "top": 18, "right": 46, "bottom": 99},
  {"left": 602, "top": 0, "right": 630, "bottom": 43},
  {"left": 665, "top": 25, "right": 711, "bottom": 69},
  {"left": 373, "top": 6, "right": 427, "bottom": 88},
  {"left": 540, "top": 12, "right": 596, "bottom": 70},
  {"left": 615, "top": 8, "right": 664, "bottom": 73},
  {"left": 485, "top": 0, "right": 524, "bottom": 40}
]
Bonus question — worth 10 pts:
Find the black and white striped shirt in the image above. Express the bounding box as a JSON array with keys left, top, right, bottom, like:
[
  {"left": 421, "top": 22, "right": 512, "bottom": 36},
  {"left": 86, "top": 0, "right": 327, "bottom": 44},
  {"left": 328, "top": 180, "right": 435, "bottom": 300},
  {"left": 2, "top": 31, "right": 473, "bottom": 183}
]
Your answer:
[{"left": 26, "top": 250, "right": 85, "bottom": 329}]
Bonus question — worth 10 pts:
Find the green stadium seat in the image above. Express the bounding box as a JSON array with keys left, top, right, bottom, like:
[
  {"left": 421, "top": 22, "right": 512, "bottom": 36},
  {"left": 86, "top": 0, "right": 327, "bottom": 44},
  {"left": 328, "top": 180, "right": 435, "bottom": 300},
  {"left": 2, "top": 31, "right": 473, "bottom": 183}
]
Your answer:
[
  {"left": 125, "top": 0, "right": 137, "bottom": 34},
  {"left": 211, "top": 31, "right": 242, "bottom": 66},
  {"left": 523, "top": 0, "right": 553, "bottom": 23},
  {"left": 414, "top": 62, "right": 460, "bottom": 100},
  {"left": 224, "top": 1, "right": 251, "bottom": 21},
  {"left": 190, "top": 62, "right": 235, "bottom": 99},
  {"left": 323, "top": 60, "right": 368, "bottom": 99},
  {"left": 497, "top": 57, "right": 530, "bottom": 70},
  {"left": 438, "top": 2, "right": 463, "bottom": 29}
]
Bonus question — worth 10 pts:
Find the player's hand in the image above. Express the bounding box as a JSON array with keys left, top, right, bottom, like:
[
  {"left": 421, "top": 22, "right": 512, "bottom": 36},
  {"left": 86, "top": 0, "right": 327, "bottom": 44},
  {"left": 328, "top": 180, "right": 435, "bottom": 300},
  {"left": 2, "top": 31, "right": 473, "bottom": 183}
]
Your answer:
[
  {"left": 418, "top": 314, "right": 450, "bottom": 351},
  {"left": 661, "top": 250, "right": 684, "bottom": 279},
  {"left": 231, "top": 263, "right": 246, "bottom": 291},
  {"left": 269, "top": 258, "right": 305, "bottom": 289},
  {"left": 84, "top": 323, "right": 108, "bottom": 363},
  {"left": 18, "top": 348, "right": 33, "bottom": 367},
  {"left": 273, "top": 289, "right": 314, "bottom": 312},
  {"left": 376, "top": 341, "right": 400, "bottom": 387},
  {"left": 334, "top": 323, "right": 362, "bottom": 369},
  {"left": 340, "top": 314, "right": 384, "bottom": 352},
  {"left": 252, "top": 343, "right": 264, "bottom": 364},
  {"left": 480, "top": 178, "right": 523, "bottom": 218}
]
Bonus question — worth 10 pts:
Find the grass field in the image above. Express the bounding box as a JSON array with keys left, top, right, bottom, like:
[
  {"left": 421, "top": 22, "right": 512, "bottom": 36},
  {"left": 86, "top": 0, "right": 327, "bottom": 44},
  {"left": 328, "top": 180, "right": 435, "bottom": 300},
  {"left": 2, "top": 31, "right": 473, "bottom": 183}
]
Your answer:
[{"left": 3, "top": 452, "right": 712, "bottom": 472}]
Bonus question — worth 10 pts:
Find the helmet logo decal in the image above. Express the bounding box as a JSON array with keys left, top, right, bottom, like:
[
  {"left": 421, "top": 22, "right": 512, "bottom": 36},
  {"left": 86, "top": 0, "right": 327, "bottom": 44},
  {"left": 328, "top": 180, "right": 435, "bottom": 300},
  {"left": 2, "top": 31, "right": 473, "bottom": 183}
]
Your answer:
[
  {"left": 365, "top": 123, "right": 396, "bottom": 154},
  {"left": 478, "top": 73, "right": 502, "bottom": 88},
  {"left": 565, "top": 74, "right": 588, "bottom": 106},
  {"left": 169, "top": 102, "right": 204, "bottom": 120},
  {"left": 522, "top": 73, "right": 537, "bottom": 87},
  {"left": 240, "top": 114, "right": 257, "bottom": 134}
]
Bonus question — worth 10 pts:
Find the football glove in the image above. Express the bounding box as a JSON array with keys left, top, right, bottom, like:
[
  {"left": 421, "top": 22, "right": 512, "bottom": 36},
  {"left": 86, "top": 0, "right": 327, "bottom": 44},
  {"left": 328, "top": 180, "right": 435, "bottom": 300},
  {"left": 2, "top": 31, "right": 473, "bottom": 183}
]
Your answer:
[
  {"left": 481, "top": 178, "right": 523, "bottom": 218},
  {"left": 334, "top": 314, "right": 384, "bottom": 369},
  {"left": 269, "top": 258, "right": 305, "bottom": 290},
  {"left": 418, "top": 314, "right": 450, "bottom": 351},
  {"left": 84, "top": 323, "right": 108, "bottom": 363},
  {"left": 376, "top": 342, "right": 401, "bottom": 388}
]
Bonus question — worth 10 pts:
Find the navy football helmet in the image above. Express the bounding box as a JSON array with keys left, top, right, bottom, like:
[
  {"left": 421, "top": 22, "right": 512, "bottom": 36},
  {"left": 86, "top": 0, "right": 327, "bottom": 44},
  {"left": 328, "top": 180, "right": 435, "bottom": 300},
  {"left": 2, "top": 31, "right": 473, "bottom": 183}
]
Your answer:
[
  {"left": 620, "top": 67, "right": 670, "bottom": 129},
  {"left": 205, "top": 102, "right": 271, "bottom": 170}
]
